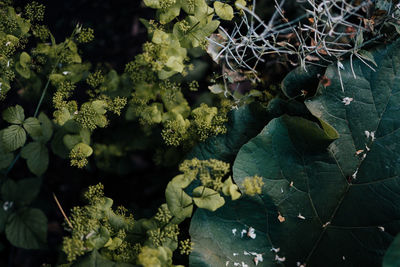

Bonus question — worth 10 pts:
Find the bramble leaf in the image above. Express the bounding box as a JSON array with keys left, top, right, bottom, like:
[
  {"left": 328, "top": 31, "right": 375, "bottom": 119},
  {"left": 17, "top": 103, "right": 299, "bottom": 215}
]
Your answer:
[
  {"left": 1, "top": 178, "right": 41, "bottom": 206},
  {"left": 2, "top": 105, "right": 25, "bottom": 124},
  {"left": 23, "top": 117, "right": 42, "bottom": 138},
  {"left": 2, "top": 125, "right": 26, "bottom": 151},
  {"left": 5, "top": 208, "right": 47, "bottom": 250},
  {"left": 36, "top": 112, "right": 53, "bottom": 143},
  {"left": 21, "top": 142, "right": 49, "bottom": 176}
]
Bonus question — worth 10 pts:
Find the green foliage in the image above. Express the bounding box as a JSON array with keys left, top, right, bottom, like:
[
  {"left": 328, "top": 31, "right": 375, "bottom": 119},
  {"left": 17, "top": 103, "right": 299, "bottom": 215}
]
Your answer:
[
  {"left": 5, "top": 208, "right": 47, "bottom": 250},
  {"left": 62, "top": 183, "right": 136, "bottom": 263},
  {"left": 165, "top": 158, "right": 241, "bottom": 224},
  {"left": 1, "top": 178, "right": 46, "bottom": 250},
  {"left": 384, "top": 234, "right": 400, "bottom": 267},
  {"left": 62, "top": 183, "right": 191, "bottom": 266},
  {"left": 1, "top": 0, "right": 400, "bottom": 266},
  {"left": 189, "top": 39, "right": 400, "bottom": 266}
]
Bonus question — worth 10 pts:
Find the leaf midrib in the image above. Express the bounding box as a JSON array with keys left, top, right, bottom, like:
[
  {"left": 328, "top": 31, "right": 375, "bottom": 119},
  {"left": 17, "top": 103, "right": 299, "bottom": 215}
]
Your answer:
[{"left": 304, "top": 46, "right": 397, "bottom": 264}]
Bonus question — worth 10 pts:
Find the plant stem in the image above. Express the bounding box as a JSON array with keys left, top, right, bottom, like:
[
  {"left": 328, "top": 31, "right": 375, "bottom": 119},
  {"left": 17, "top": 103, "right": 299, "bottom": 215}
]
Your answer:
[
  {"left": 4, "top": 28, "right": 76, "bottom": 177},
  {"left": 33, "top": 76, "right": 52, "bottom": 118}
]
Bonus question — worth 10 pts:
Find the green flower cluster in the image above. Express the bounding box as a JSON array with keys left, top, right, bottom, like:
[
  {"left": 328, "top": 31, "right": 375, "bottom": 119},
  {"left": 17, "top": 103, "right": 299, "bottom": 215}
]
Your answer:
[
  {"left": 62, "top": 184, "right": 190, "bottom": 266},
  {"left": 76, "top": 27, "right": 94, "bottom": 44},
  {"left": 62, "top": 183, "right": 136, "bottom": 262},
  {"left": 123, "top": 0, "right": 236, "bottom": 148},
  {"left": 242, "top": 175, "right": 264, "bottom": 196}
]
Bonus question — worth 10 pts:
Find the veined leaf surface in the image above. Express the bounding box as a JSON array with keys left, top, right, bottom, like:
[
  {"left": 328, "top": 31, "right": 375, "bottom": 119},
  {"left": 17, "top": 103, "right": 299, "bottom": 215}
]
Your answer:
[{"left": 190, "top": 40, "right": 400, "bottom": 266}]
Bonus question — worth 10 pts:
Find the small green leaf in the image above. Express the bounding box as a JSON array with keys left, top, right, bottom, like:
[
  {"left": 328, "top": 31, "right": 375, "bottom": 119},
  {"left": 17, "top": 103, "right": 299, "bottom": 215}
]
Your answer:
[
  {"left": 19, "top": 52, "right": 31, "bottom": 68},
  {"left": 91, "top": 100, "right": 107, "bottom": 115},
  {"left": 2, "top": 125, "right": 26, "bottom": 151},
  {"left": 72, "top": 143, "right": 93, "bottom": 157},
  {"left": 158, "top": 4, "right": 181, "bottom": 24},
  {"left": 23, "top": 117, "right": 42, "bottom": 138},
  {"left": 86, "top": 226, "right": 110, "bottom": 250},
  {"left": 214, "top": 2, "right": 234, "bottom": 21},
  {"left": 192, "top": 186, "right": 225, "bottom": 211},
  {"left": 5, "top": 208, "right": 47, "bottom": 250},
  {"left": 15, "top": 62, "right": 31, "bottom": 79},
  {"left": 53, "top": 107, "right": 71, "bottom": 126},
  {"left": 357, "top": 50, "right": 377, "bottom": 66},
  {"left": 165, "top": 179, "right": 193, "bottom": 223},
  {"left": 222, "top": 177, "right": 241, "bottom": 200},
  {"left": 37, "top": 113, "right": 53, "bottom": 143},
  {"left": 2, "top": 105, "right": 25, "bottom": 124},
  {"left": 208, "top": 84, "right": 224, "bottom": 94},
  {"left": 63, "top": 134, "right": 82, "bottom": 150},
  {"left": 234, "top": 0, "right": 246, "bottom": 9},
  {"left": 143, "top": 0, "right": 160, "bottom": 8},
  {"left": 21, "top": 142, "right": 49, "bottom": 176},
  {"left": 355, "top": 30, "right": 364, "bottom": 48}
]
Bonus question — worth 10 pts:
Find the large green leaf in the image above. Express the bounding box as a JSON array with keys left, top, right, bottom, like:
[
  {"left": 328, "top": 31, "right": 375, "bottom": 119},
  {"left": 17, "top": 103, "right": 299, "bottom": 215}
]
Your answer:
[
  {"left": 187, "top": 100, "right": 308, "bottom": 162},
  {"left": 1, "top": 178, "right": 41, "bottom": 206},
  {"left": 190, "top": 40, "right": 400, "bottom": 266},
  {"left": 5, "top": 208, "right": 47, "bottom": 249},
  {"left": 383, "top": 234, "right": 400, "bottom": 267},
  {"left": 21, "top": 141, "right": 49, "bottom": 176}
]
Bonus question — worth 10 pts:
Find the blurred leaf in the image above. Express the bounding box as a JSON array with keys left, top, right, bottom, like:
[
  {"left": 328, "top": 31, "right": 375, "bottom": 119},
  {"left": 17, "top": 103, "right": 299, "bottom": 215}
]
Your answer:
[
  {"left": 5, "top": 208, "right": 47, "bottom": 250},
  {"left": 1, "top": 178, "right": 41, "bottom": 206},
  {"left": 384, "top": 234, "right": 400, "bottom": 267},
  {"left": 21, "top": 142, "right": 49, "bottom": 176}
]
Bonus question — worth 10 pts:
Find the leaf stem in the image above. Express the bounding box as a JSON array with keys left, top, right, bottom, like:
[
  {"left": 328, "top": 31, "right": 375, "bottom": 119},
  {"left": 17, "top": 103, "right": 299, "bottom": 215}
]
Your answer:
[{"left": 4, "top": 27, "right": 77, "bottom": 177}]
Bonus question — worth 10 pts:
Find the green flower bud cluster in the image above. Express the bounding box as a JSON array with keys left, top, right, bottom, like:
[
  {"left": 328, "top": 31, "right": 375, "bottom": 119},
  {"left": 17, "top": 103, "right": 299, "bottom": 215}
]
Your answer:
[
  {"left": 121, "top": 0, "right": 236, "bottom": 149},
  {"left": 32, "top": 24, "right": 49, "bottom": 41},
  {"left": 24, "top": 1, "right": 45, "bottom": 22},
  {"left": 76, "top": 27, "right": 94, "bottom": 44},
  {"left": 242, "top": 175, "right": 264, "bottom": 196},
  {"left": 86, "top": 70, "right": 105, "bottom": 88},
  {"left": 154, "top": 204, "right": 173, "bottom": 223},
  {"left": 179, "top": 239, "right": 193, "bottom": 255},
  {"left": 179, "top": 158, "right": 230, "bottom": 190},
  {"left": 0, "top": 3, "right": 33, "bottom": 99},
  {"left": 62, "top": 183, "right": 190, "bottom": 266},
  {"left": 148, "top": 224, "right": 179, "bottom": 247},
  {"left": 161, "top": 102, "right": 228, "bottom": 147},
  {"left": 137, "top": 246, "right": 173, "bottom": 267},
  {"left": 62, "top": 183, "right": 137, "bottom": 263}
]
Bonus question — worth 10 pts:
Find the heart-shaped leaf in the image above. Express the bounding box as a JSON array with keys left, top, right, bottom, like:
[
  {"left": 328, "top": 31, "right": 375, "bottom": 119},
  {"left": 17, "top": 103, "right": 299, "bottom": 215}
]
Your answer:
[{"left": 190, "top": 40, "right": 400, "bottom": 266}]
